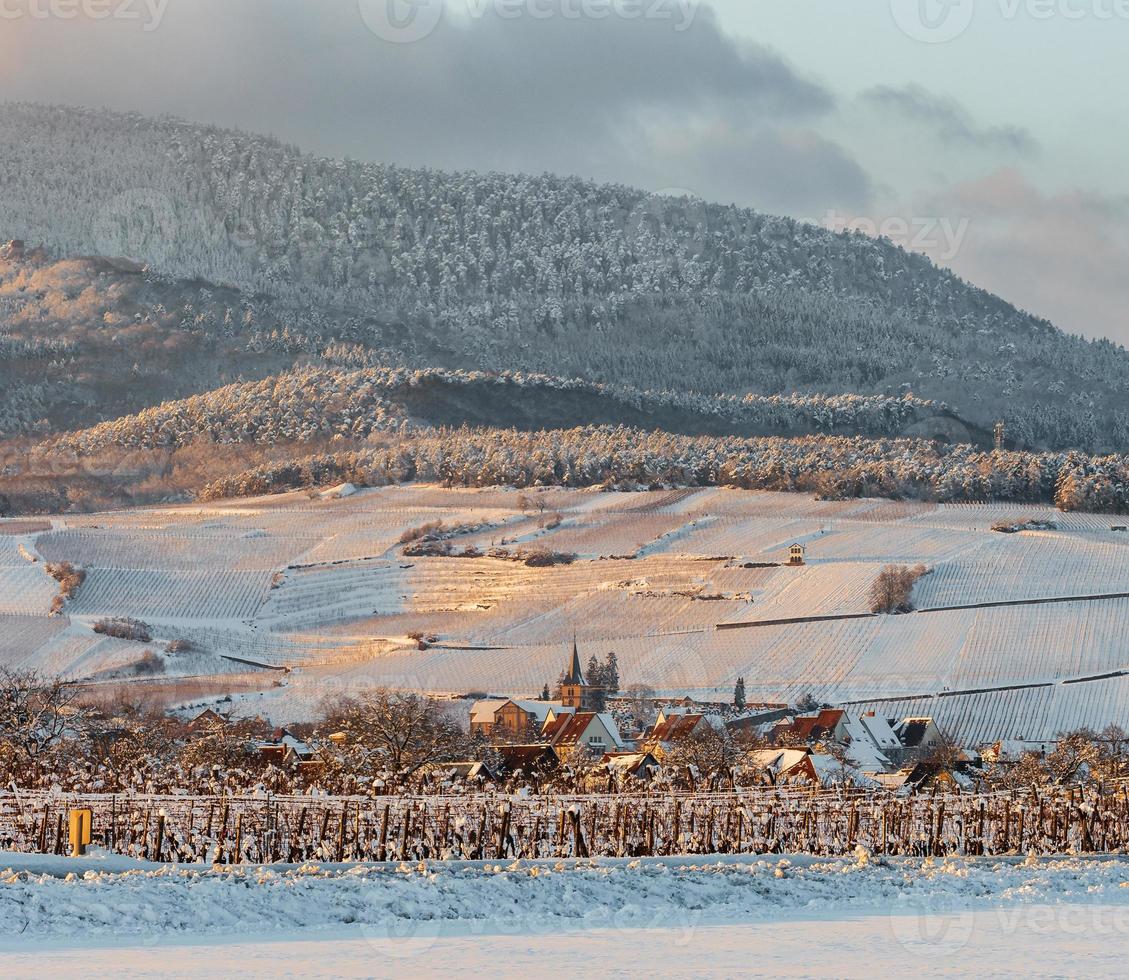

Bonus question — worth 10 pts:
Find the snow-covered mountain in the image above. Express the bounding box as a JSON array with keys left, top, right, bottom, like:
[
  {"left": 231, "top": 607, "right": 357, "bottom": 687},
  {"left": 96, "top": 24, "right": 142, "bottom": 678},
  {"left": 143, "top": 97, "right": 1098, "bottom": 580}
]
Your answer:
[{"left": 3, "top": 103, "right": 1129, "bottom": 457}]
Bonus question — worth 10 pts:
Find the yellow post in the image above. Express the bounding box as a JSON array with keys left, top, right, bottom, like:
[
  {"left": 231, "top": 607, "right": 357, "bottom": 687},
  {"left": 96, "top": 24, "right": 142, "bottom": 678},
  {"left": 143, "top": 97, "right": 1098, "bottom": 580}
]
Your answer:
[{"left": 69, "top": 808, "right": 93, "bottom": 857}]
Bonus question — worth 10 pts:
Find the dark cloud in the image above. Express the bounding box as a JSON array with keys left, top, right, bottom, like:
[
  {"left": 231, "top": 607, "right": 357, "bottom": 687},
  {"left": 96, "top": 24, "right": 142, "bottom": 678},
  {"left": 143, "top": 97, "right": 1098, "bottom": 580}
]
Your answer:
[
  {"left": 0, "top": 1, "right": 833, "bottom": 179},
  {"left": 860, "top": 84, "right": 1039, "bottom": 156},
  {"left": 650, "top": 125, "right": 873, "bottom": 215}
]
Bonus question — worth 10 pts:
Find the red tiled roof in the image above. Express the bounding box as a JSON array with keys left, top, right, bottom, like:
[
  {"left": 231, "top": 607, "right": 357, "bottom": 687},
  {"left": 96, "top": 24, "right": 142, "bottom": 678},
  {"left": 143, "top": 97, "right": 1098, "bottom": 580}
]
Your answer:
[
  {"left": 495, "top": 744, "right": 559, "bottom": 772},
  {"left": 772, "top": 710, "right": 845, "bottom": 744},
  {"left": 646, "top": 713, "right": 706, "bottom": 744},
  {"left": 546, "top": 712, "right": 597, "bottom": 747}
]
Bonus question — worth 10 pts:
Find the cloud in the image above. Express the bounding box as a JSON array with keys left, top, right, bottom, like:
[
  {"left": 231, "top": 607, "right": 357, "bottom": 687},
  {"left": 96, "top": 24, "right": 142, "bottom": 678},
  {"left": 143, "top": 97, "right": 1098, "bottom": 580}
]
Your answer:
[
  {"left": 923, "top": 167, "right": 1129, "bottom": 342},
  {"left": 648, "top": 124, "right": 873, "bottom": 215},
  {"left": 860, "top": 84, "right": 1039, "bottom": 156},
  {"left": 0, "top": 1, "right": 832, "bottom": 179},
  {"left": 0, "top": 0, "right": 877, "bottom": 219}
]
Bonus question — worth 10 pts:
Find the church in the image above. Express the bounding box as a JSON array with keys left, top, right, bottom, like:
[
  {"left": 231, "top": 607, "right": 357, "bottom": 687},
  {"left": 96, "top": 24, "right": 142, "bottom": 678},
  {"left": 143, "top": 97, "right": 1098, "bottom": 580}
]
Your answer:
[{"left": 560, "top": 640, "right": 602, "bottom": 711}]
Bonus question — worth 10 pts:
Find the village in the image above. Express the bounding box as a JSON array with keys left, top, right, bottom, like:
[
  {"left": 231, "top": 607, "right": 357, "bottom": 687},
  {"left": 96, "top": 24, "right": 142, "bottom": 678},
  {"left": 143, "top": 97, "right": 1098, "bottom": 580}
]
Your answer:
[
  {"left": 4, "top": 637, "right": 1127, "bottom": 867},
  {"left": 0, "top": 631, "right": 1108, "bottom": 805},
  {"left": 454, "top": 641, "right": 966, "bottom": 795}
]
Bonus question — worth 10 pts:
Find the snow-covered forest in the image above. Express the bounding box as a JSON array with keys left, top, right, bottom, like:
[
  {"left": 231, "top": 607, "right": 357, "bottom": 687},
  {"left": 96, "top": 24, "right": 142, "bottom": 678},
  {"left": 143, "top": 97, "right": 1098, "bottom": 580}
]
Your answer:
[
  {"left": 195, "top": 426, "right": 1129, "bottom": 514},
  {"left": 3, "top": 104, "right": 1129, "bottom": 455},
  {"left": 42, "top": 368, "right": 947, "bottom": 454}
]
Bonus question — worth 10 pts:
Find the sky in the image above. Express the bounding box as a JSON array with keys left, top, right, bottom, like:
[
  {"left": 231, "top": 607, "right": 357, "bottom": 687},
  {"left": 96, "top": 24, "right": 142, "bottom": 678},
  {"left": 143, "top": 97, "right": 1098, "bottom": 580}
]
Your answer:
[{"left": 0, "top": 0, "right": 1125, "bottom": 343}]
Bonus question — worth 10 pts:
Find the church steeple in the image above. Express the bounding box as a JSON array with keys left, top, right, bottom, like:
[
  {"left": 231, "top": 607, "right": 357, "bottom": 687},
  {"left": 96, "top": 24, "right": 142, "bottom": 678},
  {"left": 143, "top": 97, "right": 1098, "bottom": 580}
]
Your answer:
[
  {"left": 560, "top": 638, "right": 595, "bottom": 710},
  {"left": 565, "top": 636, "right": 586, "bottom": 686}
]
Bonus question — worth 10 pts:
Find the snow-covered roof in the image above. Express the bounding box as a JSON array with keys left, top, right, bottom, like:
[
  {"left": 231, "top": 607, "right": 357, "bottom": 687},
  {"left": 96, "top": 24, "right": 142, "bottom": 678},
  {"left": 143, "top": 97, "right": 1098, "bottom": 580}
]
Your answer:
[
  {"left": 256, "top": 731, "right": 313, "bottom": 758},
  {"left": 895, "top": 717, "right": 939, "bottom": 748},
  {"left": 595, "top": 712, "right": 626, "bottom": 750},
  {"left": 840, "top": 713, "right": 898, "bottom": 771},
  {"left": 514, "top": 700, "right": 574, "bottom": 725},
  {"left": 748, "top": 748, "right": 811, "bottom": 775},
  {"left": 602, "top": 752, "right": 659, "bottom": 776},
  {"left": 857, "top": 713, "right": 901, "bottom": 749},
  {"left": 545, "top": 711, "right": 622, "bottom": 749},
  {"left": 469, "top": 699, "right": 509, "bottom": 724},
  {"left": 471, "top": 699, "right": 575, "bottom": 726}
]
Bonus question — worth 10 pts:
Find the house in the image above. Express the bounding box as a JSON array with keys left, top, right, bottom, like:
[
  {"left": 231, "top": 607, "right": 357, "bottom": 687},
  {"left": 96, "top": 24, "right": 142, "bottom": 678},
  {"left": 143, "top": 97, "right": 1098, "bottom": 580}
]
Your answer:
[
  {"left": 469, "top": 698, "right": 573, "bottom": 737},
  {"left": 186, "top": 708, "right": 227, "bottom": 734},
  {"left": 725, "top": 707, "right": 792, "bottom": 737},
  {"left": 788, "top": 543, "right": 806, "bottom": 566},
  {"left": 641, "top": 710, "right": 715, "bottom": 759},
  {"left": 893, "top": 717, "right": 944, "bottom": 755},
  {"left": 257, "top": 729, "right": 315, "bottom": 766},
  {"left": 600, "top": 751, "right": 661, "bottom": 781},
  {"left": 656, "top": 695, "right": 736, "bottom": 713},
  {"left": 840, "top": 712, "right": 901, "bottom": 771},
  {"left": 542, "top": 711, "right": 625, "bottom": 761},
  {"left": 771, "top": 709, "right": 847, "bottom": 746},
  {"left": 493, "top": 744, "right": 560, "bottom": 778},
  {"left": 746, "top": 748, "right": 821, "bottom": 785},
  {"left": 747, "top": 747, "right": 871, "bottom": 787},
  {"left": 873, "top": 760, "right": 977, "bottom": 794},
  {"left": 560, "top": 640, "right": 602, "bottom": 711},
  {"left": 415, "top": 760, "right": 496, "bottom": 785}
]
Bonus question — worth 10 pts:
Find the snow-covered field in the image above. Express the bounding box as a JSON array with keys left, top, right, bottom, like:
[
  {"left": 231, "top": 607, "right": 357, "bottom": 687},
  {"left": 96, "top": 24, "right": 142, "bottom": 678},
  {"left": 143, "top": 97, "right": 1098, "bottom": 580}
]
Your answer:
[
  {"left": 4, "top": 852, "right": 1129, "bottom": 978},
  {"left": 8, "top": 912, "right": 1125, "bottom": 979},
  {"left": 4, "top": 485, "right": 1129, "bottom": 741}
]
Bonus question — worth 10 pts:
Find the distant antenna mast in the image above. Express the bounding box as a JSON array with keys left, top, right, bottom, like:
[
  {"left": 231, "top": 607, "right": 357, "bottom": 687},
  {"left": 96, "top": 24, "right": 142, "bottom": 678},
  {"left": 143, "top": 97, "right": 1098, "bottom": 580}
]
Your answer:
[{"left": 994, "top": 422, "right": 1005, "bottom": 451}]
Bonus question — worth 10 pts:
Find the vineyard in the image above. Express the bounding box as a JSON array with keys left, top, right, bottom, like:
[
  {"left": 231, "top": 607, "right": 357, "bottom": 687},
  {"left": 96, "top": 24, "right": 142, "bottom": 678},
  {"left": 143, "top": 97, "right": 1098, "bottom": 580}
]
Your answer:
[
  {"left": 3, "top": 787, "right": 1127, "bottom": 865},
  {"left": 5, "top": 484, "right": 1129, "bottom": 742},
  {"left": 68, "top": 568, "right": 274, "bottom": 623}
]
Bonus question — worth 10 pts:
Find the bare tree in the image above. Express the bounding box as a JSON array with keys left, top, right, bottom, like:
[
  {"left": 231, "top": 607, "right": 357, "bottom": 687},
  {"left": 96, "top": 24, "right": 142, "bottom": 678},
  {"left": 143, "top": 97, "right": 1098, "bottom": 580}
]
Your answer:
[
  {"left": 0, "top": 669, "right": 84, "bottom": 760},
  {"left": 1095, "top": 725, "right": 1129, "bottom": 784},
  {"left": 1045, "top": 729, "right": 1101, "bottom": 785},
  {"left": 869, "top": 564, "right": 929, "bottom": 615},
  {"left": 325, "top": 689, "right": 467, "bottom": 779},
  {"left": 664, "top": 725, "right": 743, "bottom": 790},
  {"left": 624, "top": 683, "right": 656, "bottom": 727}
]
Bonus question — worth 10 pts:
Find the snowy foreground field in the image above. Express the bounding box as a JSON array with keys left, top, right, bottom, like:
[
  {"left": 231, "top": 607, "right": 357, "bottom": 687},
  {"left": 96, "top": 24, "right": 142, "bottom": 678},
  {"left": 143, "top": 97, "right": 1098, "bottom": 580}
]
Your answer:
[
  {"left": 4, "top": 852, "right": 1129, "bottom": 977},
  {"left": 6, "top": 484, "right": 1129, "bottom": 742}
]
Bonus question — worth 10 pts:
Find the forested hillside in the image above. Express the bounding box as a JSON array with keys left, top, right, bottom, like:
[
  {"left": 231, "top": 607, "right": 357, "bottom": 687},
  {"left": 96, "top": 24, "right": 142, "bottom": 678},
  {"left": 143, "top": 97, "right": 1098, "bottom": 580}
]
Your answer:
[
  {"left": 195, "top": 427, "right": 1129, "bottom": 516},
  {"left": 4, "top": 103, "right": 1129, "bottom": 454}
]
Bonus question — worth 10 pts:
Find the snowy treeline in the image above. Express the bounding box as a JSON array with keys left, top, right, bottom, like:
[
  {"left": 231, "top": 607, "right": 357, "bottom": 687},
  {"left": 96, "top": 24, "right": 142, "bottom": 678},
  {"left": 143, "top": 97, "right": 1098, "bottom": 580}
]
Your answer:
[
  {"left": 42, "top": 367, "right": 945, "bottom": 455},
  {"left": 4, "top": 104, "right": 1129, "bottom": 452},
  {"left": 197, "top": 426, "right": 1129, "bottom": 514},
  {"left": 45, "top": 369, "right": 412, "bottom": 453}
]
